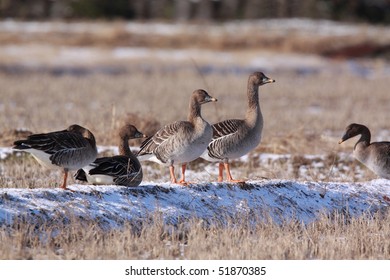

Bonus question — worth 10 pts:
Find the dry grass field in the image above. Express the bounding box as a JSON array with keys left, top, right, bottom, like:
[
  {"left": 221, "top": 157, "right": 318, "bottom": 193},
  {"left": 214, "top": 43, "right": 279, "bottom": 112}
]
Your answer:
[
  {"left": 1, "top": 70, "right": 389, "bottom": 155},
  {"left": 1, "top": 211, "right": 390, "bottom": 260},
  {"left": 1, "top": 70, "right": 389, "bottom": 150},
  {"left": 1, "top": 19, "right": 390, "bottom": 260}
]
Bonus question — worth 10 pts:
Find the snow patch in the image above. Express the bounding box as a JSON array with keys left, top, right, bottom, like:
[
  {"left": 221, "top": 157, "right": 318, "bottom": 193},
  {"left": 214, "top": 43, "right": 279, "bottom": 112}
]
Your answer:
[
  {"left": 0, "top": 180, "right": 389, "bottom": 230},
  {"left": 2, "top": 145, "right": 390, "bottom": 230}
]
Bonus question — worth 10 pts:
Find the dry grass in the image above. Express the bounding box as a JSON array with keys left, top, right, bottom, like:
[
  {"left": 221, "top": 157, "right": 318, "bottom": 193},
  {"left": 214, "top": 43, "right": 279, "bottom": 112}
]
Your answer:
[
  {"left": 1, "top": 70, "right": 388, "bottom": 152},
  {"left": 1, "top": 211, "right": 389, "bottom": 260}
]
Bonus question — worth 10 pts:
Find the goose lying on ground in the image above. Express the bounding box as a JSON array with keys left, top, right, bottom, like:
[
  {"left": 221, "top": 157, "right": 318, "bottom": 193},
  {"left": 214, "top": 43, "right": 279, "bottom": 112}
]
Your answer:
[
  {"left": 201, "top": 72, "right": 275, "bottom": 182},
  {"left": 74, "top": 124, "right": 146, "bottom": 187},
  {"left": 137, "top": 89, "right": 217, "bottom": 185},
  {"left": 13, "top": 124, "right": 97, "bottom": 190},
  {"left": 339, "top": 123, "right": 390, "bottom": 179}
]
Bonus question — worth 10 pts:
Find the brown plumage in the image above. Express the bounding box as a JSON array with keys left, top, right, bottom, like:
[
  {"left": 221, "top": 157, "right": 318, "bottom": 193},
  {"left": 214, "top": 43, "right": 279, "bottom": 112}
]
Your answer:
[
  {"left": 74, "top": 124, "right": 146, "bottom": 187},
  {"left": 201, "top": 72, "right": 275, "bottom": 183},
  {"left": 339, "top": 123, "right": 390, "bottom": 179},
  {"left": 137, "top": 89, "right": 217, "bottom": 185},
  {"left": 13, "top": 124, "right": 97, "bottom": 190}
]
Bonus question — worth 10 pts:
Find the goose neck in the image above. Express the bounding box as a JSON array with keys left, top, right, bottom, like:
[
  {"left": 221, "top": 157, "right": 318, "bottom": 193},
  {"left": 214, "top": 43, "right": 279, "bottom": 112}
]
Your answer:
[
  {"left": 247, "top": 83, "right": 260, "bottom": 110},
  {"left": 188, "top": 100, "right": 202, "bottom": 124},
  {"left": 354, "top": 129, "right": 371, "bottom": 150},
  {"left": 119, "top": 138, "right": 131, "bottom": 156},
  {"left": 245, "top": 84, "right": 261, "bottom": 125}
]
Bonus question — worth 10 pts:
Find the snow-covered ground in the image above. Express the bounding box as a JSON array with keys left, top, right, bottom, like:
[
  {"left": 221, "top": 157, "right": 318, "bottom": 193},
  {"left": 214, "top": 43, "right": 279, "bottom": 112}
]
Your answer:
[{"left": 1, "top": 146, "right": 390, "bottom": 230}]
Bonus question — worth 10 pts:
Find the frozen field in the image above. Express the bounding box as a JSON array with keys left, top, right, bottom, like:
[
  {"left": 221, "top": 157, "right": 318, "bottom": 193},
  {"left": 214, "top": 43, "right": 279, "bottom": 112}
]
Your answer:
[{"left": 1, "top": 146, "right": 390, "bottom": 230}]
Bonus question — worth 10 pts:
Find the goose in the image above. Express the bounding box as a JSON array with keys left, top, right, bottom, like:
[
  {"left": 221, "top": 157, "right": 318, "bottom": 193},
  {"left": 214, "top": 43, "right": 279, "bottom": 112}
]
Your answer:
[
  {"left": 13, "top": 124, "right": 97, "bottom": 190},
  {"left": 74, "top": 124, "right": 146, "bottom": 187},
  {"left": 137, "top": 89, "right": 217, "bottom": 185},
  {"left": 201, "top": 72, "right": 275, "bottom": 182},
  {"left": 339, "top": 123, "right": 390, "bottom": 179}
]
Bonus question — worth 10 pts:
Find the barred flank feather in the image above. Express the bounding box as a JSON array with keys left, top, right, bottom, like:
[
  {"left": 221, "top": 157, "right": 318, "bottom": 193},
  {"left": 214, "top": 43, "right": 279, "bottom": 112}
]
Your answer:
[
  {"left": 212, "top": 119, "right": 242, "bottom": 139},
  {"left": 75, "top": 124, "right": 145, "bottom": 187}
]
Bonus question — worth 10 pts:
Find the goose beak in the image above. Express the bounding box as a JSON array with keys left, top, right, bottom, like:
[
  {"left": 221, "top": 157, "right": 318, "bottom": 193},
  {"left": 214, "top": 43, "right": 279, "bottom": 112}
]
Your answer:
[
  {"left": 338, "top": 134, "right": 348, "bottom": 144},
  {"left": 261, "top": 76, "right": 275, "bottom": 85},
  {"left": 206, "top": 96, "right": 218, "bottom": 102},
  {"left": 136, "top": 132, "right": 148, "bottom": 139}
]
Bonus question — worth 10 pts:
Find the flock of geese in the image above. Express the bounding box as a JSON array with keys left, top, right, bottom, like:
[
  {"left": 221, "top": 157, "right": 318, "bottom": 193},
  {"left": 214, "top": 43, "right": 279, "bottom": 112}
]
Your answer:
[{"left": 12, "top": 72, "right": 390, "bottom": 190}]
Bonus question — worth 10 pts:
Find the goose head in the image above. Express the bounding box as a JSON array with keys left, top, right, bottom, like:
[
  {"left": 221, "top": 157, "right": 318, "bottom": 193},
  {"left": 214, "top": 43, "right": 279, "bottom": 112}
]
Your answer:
[
  {"left": 339, "top": 123, "right": 369, "bottom": 144},
  {"left": 67, "top": 124, "right": 96, "bottom": 142},
  {"left": 249, "top": 72, "right": 275, "bottom": 87},
  {"left": 119, "top": 124, "right": 147, "bottom": 141},
  {"left": 192, "top": 89, "right": 218, "bottom": 105}
]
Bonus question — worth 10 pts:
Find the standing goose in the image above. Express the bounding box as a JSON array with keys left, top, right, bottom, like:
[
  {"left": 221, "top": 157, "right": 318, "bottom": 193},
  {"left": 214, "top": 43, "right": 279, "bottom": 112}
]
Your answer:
[
  {"left": 137, "top": 89, "right": 217, "bottom": 185},
  {"left": 201, "top": 72, "right": 275, "bottom": 182},
  {"left": 339, "top": 123, "right": 390, "bottom": 179},
  {"left": 13, "top": 124, "right": 97, "bottom": 190},
  {"left": 74, "top": 124, "right": 146, "bottom": 187}
]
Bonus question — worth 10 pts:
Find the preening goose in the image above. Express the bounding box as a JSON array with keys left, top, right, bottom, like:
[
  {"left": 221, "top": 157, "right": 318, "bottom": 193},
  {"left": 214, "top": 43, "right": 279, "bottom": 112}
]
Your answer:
[
  {"left": 137, "top": 89, "right": 217, "bottom": 185},
  {"left": 13, "top": 124, "right": 97, "bottom": 190},
  {"left": 201, "top": 72, "right": 275, "bottom": 182},
  {"left": 74, "top": 124, "right": 146, "bottom": 187},
  {"left": 339, "top": 123, "right": 390, "bottom": 179}
]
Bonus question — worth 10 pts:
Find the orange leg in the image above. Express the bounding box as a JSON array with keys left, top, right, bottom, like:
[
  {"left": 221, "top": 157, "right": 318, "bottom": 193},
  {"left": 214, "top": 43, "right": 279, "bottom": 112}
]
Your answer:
[
  {"left": 224, "top": 162, "right": 245, "bottom": 183},
  {"left": 169, "top": 165, "right": 177, "bottom": 184},
  {"left": 218, "top": 162, "right": 224, "bottom": 182},
  {"left": 61, "top": 170, "right": 69, "bottom": 190},
  {"left": 178, "top": 164, "right": 189, "bottom": 186}
]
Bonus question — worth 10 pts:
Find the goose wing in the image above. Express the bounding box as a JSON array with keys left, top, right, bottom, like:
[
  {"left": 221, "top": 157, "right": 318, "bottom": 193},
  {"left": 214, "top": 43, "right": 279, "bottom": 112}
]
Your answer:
[
  {"left": 89, "top": 156, "right": 130, "bottom": 177},
  {"left": 13, "top": 129, "right": 69, "bottom": 154},
  {"left": 137, "top": 121, "right": 190, "bottom": 160},
  {"left": 75, "top": 156, "right": 142, "bottom": 186},
  {"left": 92, "top": 156, "right": 142, "bottom": 186},
  {"left": 211, "top": 119, "right": 243, "bottom": 139},
  {"left": 14, "top": 130, "right": 93, "bottom": 167},
  {"left": 49, "top": 133, "right": 93, "bottom": 167},
  {"left": 206, "top": 119, "right": 244, "bottom": 159}
]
